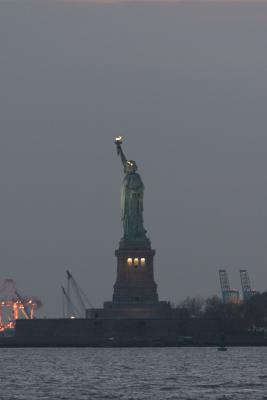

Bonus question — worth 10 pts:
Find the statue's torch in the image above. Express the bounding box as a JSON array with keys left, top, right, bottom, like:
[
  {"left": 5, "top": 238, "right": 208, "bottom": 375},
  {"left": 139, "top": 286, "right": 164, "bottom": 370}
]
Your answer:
[{"left": 115, "top": 136, "right": 123, "bottom": 155}]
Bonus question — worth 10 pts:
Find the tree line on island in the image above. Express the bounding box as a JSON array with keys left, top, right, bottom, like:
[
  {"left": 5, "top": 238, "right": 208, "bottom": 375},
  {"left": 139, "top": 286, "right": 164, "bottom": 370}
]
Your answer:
[{"left": 175, "top": 292, "right": 267, "bottom": 329}]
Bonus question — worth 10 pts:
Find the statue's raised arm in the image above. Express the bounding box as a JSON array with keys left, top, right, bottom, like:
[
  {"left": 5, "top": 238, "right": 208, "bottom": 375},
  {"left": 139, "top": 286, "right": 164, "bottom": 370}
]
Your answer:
[{"left": 115, "top": 136, "right": 127, "bottom": 170}]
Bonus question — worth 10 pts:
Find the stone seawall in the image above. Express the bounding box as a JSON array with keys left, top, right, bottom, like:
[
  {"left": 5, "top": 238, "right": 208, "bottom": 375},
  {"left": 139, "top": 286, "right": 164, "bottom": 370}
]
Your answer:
[{"left": 0, "top": 318, "right": 266, "bottom": 347}]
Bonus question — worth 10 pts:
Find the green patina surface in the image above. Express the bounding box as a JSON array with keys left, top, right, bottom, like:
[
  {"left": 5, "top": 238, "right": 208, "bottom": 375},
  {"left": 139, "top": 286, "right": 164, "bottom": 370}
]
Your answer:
[{"left": 115, "top": 138, "right": 149, "bottom": 246}]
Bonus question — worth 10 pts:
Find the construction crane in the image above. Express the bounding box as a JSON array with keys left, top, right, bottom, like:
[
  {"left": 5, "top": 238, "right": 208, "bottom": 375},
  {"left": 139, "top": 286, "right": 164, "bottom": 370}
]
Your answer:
[
  {"left": 61, "top": 286, "right": 80, "bottom": 318},
  {"left": 240, "top": 269, "right": 257, "bottom": 301},
  {"left": 15, "top": 290, "right": 31, "bottom": 319},
  {"left": 219, "top": 269, "right": 230, "bottom": 294},
  {"left": 66, "top": 270, "right": 93, "bottom": 318},
  {"left": 219, "top": 269, "right": 239, "bottom": 304},
  {"left": 0, "top": 279, "right": 41, "bottom": 332}
]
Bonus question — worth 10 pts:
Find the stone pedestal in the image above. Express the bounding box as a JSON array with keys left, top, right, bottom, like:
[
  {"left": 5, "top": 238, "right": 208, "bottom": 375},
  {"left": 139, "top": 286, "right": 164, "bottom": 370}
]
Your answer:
[
  {"left": 86, "top": 240, "right": 172, "bottom": 319},
  {"left": 113, "top": 246, "right": 158, "bottom": 304}
]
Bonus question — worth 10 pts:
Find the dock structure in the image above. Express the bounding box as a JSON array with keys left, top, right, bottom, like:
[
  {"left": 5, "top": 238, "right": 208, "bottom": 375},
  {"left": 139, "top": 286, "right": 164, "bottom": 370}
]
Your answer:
[{"left": 0, "top": 279, "right": 41, "bottom": 334}]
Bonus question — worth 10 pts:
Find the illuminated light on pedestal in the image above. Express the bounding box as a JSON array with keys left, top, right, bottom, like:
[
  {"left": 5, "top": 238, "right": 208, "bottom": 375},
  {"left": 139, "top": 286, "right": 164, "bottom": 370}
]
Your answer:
[
  {"left": 127, "top": 257, "right": 146, "bottom": 267},
  {"left": 134, "top": 258, "right": 139, "bottom": 267}
]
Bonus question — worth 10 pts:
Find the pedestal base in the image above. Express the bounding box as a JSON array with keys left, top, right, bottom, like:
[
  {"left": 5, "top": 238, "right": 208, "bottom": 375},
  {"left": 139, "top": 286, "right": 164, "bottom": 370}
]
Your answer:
[
  {"left": 86, "top": 301, "right": 172, "bottom": 319},
  {"left": 113, "top": 247, "right": 158, "bottom": 303}
]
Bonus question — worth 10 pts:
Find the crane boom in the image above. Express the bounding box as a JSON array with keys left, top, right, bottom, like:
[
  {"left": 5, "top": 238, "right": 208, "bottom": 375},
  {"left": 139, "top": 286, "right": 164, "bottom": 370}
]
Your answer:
[
  {"left": 240, "top": 269, "right": 257, "bottom": 301},
  {"left": 218, "top": 269, "right": 239, "bottom": 304},
  {"left": 66, "top": 270, "right": 93, "bottom": 317},
  {"left": 61, "top": 286, "right": 81, "bottom": 318},
  {"left": 15, "top": 290, "right": 31, "bottom": 319},
  {"left": 219, "top": 269, "right": 230, "bottom": 303}
]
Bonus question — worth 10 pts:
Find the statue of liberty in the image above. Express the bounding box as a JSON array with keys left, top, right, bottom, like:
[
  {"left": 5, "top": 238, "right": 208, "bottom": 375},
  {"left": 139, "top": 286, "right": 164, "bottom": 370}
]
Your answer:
[{"left": 115, "top": 137, "right": 148, "bottom": 244}]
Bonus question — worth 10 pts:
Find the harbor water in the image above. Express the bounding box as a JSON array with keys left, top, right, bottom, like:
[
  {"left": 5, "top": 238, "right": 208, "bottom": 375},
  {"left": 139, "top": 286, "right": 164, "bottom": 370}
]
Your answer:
[{"left": 0, "top": 347, "right": 267, "bottom": 399}]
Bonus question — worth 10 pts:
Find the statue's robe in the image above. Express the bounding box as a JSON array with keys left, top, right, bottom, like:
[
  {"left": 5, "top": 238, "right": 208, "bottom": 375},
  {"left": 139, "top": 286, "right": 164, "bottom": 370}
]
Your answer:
[{"left": 121, "top": 172, "right": 146, "bottom": 238}]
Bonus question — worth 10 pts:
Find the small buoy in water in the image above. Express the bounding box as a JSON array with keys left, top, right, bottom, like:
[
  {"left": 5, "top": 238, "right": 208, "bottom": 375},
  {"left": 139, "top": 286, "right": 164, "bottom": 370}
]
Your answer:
[{"left": 218, "top": 346, "right": 227, "bottom": 351}]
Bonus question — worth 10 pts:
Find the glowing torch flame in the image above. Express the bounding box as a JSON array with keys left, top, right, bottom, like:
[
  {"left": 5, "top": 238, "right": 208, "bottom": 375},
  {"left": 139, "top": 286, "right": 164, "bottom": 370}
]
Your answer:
[{"left": 115, "top": 136, "right": 123, "bottom": 144}]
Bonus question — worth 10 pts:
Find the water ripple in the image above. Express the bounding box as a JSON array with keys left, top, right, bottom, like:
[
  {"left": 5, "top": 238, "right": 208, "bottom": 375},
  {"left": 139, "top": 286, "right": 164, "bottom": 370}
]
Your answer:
[{"left": 0, "top": 347, "right": 267, "bottom": 399}]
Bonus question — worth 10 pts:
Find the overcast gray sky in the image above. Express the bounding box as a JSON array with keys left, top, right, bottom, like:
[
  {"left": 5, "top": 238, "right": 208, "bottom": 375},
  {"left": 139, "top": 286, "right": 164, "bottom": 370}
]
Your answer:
[{"left": 0, "top": 0, "right": 267, "bottom": 316}]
